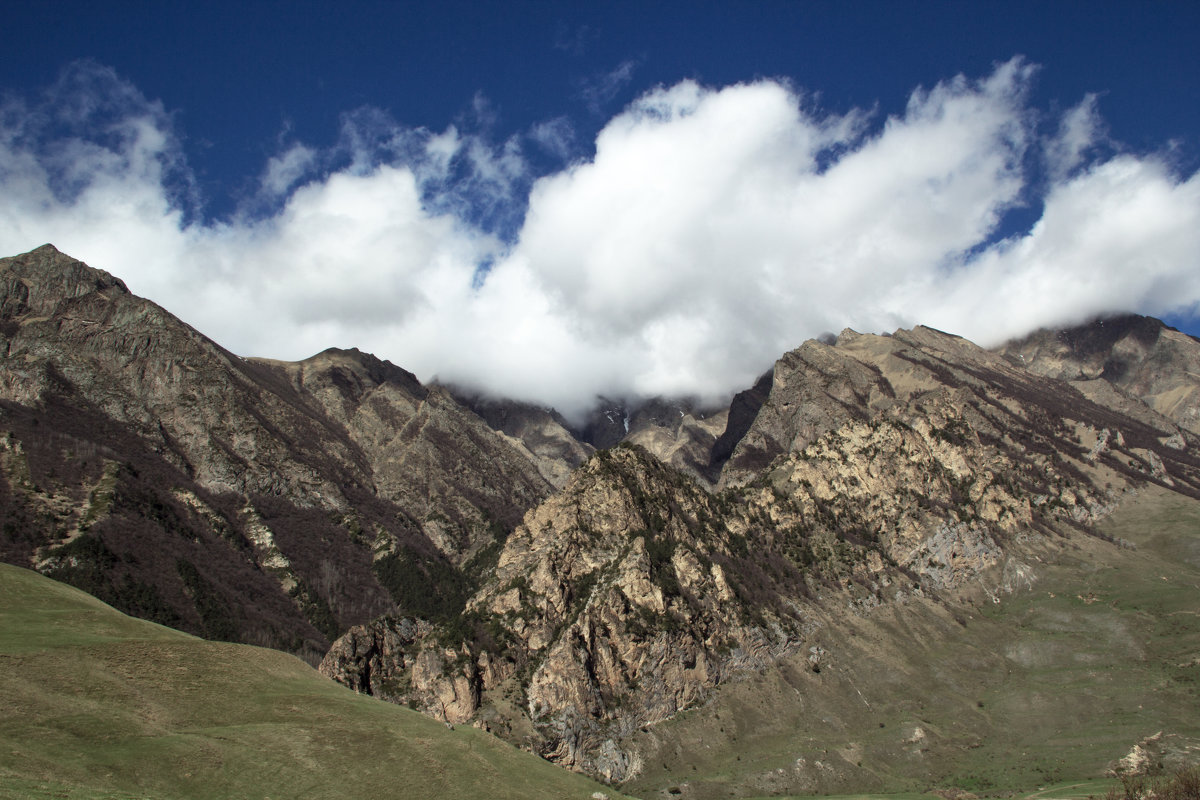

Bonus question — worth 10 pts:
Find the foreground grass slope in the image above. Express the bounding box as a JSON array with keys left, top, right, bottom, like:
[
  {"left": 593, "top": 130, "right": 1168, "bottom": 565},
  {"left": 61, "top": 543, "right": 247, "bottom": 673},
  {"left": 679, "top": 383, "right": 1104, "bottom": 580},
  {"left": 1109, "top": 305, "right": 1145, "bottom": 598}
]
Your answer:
[{"left": 0, "top": 563, "right": 629, "bottom": 800}]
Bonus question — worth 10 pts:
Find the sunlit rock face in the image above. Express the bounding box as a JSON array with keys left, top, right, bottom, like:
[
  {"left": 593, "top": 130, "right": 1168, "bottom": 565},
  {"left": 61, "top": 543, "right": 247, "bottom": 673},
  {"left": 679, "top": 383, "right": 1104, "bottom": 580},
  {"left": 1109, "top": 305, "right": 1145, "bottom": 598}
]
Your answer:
[
  {"left": 324, "top": 318, "right": 1200, "bottom": 781},
  {"left": 996, "top": 314, "right": 1200, "bottom": 435}
]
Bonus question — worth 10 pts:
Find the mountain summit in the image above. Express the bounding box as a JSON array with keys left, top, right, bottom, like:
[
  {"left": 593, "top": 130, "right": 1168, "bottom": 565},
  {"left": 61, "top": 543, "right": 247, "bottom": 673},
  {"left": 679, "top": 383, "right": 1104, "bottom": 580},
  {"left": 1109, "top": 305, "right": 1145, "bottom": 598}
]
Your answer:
[{"left": 0, "top": 245, "right": 551, "bottom": 661}]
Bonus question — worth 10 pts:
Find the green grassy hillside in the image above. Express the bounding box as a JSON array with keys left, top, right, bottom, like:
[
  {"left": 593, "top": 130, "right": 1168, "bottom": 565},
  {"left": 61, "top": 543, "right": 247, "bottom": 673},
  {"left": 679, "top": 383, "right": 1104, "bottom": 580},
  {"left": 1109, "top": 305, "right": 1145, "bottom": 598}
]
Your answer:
[{"left": 0, "top": 563, "right": 630, "bottom": 800}]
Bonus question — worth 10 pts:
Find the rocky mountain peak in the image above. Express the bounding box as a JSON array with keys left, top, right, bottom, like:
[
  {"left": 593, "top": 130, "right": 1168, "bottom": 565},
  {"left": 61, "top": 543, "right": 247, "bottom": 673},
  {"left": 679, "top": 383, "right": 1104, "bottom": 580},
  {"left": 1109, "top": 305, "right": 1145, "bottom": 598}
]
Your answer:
[
  {"left": 997, "top": 314, "right": 1200, "bottom": 434},
  {"left": 300, "top": 347, "right": 426, "bottom": 396},
  {"left": 1, "top": 244, "right": 129, "bottom": 322},
  {"left": 0, "top": 245, "right": 555, "bottom": 661}
]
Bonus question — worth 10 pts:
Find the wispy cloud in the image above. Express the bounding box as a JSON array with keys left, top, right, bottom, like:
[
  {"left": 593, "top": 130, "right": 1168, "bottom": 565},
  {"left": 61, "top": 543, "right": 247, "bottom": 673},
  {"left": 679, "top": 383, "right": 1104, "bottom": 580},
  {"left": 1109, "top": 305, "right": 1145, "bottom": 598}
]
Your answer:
[
  {"left": 528, "top": 116, "right": 576, "bottom": 162},
  {"left": 2, "top": 59, "right": 1199, "bottom": 421},
  {"left": 576, "top": 59, "right": 638, "bottom": 115},
  {"left": 1044, "top": 93, "right": 1106, "bottom": 181},
  {"left": 258, "top": 142, "right": 318, "bottom": 199}
]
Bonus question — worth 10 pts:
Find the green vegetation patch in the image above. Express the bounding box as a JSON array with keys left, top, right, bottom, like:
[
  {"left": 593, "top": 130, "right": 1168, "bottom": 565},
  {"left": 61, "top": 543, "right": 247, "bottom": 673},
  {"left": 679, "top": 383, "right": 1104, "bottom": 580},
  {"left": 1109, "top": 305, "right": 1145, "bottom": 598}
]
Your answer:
[
  {"left": 0, "top": 563, "right": 629, "bottom": 800},
  {"left": 373, "top": 546, "right": 471, "bottom": 622}
]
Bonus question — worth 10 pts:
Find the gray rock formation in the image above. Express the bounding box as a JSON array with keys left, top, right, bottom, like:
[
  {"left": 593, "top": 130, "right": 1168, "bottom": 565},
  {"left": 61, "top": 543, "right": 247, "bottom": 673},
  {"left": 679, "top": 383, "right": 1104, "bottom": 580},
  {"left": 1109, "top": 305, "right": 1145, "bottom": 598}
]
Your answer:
[
  {"left": 324, "top": 323, "right": 1200, "bottom": 780},
  {"left": 997, "top": 314, "right": 1200, "bottom": 435}
]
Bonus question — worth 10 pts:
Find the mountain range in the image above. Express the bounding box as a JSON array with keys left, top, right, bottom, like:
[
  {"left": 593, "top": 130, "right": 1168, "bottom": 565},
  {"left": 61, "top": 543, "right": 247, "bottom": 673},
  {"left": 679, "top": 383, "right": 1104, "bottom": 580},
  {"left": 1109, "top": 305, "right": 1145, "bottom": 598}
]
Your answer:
[{"left": 2, "top": 244, "right": 1199, "bottom": 798}]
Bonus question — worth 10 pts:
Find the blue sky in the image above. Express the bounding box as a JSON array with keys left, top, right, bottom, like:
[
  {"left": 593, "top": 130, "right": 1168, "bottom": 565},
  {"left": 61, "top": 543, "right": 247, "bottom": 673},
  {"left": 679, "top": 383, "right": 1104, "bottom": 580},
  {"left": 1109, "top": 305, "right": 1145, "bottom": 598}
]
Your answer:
[{"left": 3, "top": 1, "right": 1199, "bottom": 415}]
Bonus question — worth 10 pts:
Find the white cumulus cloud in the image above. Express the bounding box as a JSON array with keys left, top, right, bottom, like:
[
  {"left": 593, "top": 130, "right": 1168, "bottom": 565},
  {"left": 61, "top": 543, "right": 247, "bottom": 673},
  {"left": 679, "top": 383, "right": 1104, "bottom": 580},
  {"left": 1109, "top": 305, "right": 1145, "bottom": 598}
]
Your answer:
[{"left": 1, "top": 58, "right": 1198, "bottom": 422}]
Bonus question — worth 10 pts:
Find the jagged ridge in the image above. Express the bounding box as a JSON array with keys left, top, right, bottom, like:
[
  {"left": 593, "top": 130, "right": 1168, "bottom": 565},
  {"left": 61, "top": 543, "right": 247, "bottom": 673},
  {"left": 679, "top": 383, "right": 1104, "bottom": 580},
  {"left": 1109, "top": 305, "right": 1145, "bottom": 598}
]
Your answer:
[{"left": 323, "top": 321, "right": 1200, "bottom": 783}]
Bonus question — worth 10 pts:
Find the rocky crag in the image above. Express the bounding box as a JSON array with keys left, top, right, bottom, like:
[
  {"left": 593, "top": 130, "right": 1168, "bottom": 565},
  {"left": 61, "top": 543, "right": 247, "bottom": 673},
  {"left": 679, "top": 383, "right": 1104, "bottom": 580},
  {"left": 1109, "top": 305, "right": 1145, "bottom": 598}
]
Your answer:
[
  {"left": 997, "top": 314, "right": 1200, "bottom": 435},
  {"left": 323, "top": 321, "right": 1200, "bottom": 781},
  {"left": 0, "top": 245, "right": 552, "bottom": 661}
]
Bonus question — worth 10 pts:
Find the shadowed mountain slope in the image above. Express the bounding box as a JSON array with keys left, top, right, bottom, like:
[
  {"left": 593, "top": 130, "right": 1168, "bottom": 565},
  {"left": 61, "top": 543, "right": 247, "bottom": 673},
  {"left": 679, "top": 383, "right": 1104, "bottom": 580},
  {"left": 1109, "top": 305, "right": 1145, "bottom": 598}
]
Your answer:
[
  {"left": 0, "top": 245, "right": 552, "bottom": 662},
  {"left": 997, "top": 314, "right": 1200, "bottom": 435}
]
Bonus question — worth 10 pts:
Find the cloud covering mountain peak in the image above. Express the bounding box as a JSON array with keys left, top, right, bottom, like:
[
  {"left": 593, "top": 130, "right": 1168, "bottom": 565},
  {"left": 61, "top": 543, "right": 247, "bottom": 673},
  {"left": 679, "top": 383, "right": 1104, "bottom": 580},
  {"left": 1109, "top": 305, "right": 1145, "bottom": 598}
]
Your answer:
[{"left": 1, "top": 58, "right": 1198, "bottom": 421}]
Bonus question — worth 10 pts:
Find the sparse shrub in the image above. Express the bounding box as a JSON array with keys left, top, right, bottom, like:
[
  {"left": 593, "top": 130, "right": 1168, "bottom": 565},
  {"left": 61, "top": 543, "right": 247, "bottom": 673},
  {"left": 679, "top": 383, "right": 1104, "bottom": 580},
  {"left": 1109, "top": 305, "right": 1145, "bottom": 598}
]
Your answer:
[
  {"left": 642, "top": 532, "right": 680, "bottom": 597},
  {"left": 288, "top": 579, "right": 340, "bottom": 641},
  {"left": 176, "top": 558, "right": 239, "bottom": 642},
  {"left": 570, "top": 568, "right": 599, "bottom": 613}
]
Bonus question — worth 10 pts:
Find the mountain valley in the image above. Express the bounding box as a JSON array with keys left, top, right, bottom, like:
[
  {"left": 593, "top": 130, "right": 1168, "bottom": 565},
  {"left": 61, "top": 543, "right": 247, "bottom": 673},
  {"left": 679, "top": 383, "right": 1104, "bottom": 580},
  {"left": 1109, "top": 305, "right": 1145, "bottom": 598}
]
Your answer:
[{"left": 3, "top": 245, "right": 1200, "bottom": 798}]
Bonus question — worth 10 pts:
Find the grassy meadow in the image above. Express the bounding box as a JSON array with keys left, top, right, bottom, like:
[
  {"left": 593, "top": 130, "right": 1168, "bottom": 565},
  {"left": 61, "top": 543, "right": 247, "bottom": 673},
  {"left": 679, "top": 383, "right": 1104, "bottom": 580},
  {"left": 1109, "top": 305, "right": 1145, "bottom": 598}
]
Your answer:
[{"left": 0, "top": 562, "right": 628, "bottom": 800}]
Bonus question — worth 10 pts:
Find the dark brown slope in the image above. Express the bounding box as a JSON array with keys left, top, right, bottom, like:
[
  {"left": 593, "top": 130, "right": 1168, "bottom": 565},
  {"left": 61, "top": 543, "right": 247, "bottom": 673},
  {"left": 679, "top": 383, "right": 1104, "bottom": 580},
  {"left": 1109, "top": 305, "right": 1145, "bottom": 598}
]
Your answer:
[
  {"left": 0, "top": 245, "right": 552, "bottom": 662},
  {"left": 258, "top": 348, "right": 553, "bottom": 560}
]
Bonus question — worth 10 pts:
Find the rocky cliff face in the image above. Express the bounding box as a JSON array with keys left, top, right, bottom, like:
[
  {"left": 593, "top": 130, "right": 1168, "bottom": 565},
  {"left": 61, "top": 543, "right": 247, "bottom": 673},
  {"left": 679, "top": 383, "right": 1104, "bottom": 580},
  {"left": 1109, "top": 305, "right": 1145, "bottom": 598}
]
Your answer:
[
  {"left": 0, "top": 245, "right": 552, "bottom": 661},
  {"left": 324, "top": 444, "right": 810, "bottom": 781},
  {"left": 265, "top": 350, "right": 553, "bottom": 561},
  {"left": 619, "top": 398, "right": 729, "bottom": 487},
  {"left": 322, "top": 323, "right": 1200, "bottom": 781},
  {"left": 450, "top": 392, "right": 594, "bottom": 489},
  {"left": 0, "top": 246, "right": 359, "bottom": 505},
  {"left": 459, "top": 392, "right": 730, "bottom": 490}
]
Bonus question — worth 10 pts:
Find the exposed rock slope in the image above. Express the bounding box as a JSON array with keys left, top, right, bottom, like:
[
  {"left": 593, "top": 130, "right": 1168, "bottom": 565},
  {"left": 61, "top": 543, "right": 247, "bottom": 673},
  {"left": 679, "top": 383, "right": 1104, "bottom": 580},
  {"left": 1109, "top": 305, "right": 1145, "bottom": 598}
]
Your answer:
[
  {"left": 326, "top": 445, "right": 808, "bottom": 780},
  {"left": 459, "top": 392, "right": 729, "bottom": 489},
  {"left": 0, "top": 245, "right": 552, "bottom": 660},
  {"left": 619, "top": 398, "right": 729, "bottom": 486},
  {"left": 451, "top": 392, "right": 594, "bottom": 489},
  {"left": 324, "top": 324, "right": 1200, "bottom": 782},
  {"left": 265, "top": 349, "right": 552, "bottom": 559}
]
